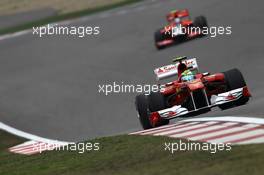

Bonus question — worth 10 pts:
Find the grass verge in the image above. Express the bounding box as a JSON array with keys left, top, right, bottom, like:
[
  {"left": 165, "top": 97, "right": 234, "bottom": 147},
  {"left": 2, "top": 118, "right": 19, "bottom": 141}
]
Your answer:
[
  {"left": 0, "top": 0, "right": 142, "bottom": 36},
  {"left": 0, "top": 130, "right": 264, "bottom": 175}
]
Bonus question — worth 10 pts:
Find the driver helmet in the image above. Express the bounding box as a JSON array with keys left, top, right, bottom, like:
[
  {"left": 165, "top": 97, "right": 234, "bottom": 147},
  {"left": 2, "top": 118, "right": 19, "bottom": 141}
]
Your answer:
[
  {"left": 181, "top": 69, "right": 195, "bottom": 82},
  {"left": 175, "top": 18, "right": 180, "bottom": 24}
]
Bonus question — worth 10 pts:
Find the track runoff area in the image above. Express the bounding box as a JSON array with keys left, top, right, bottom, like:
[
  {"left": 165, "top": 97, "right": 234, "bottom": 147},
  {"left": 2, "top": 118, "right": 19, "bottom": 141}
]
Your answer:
[{"left": 1, "top": 116, "right": 264, "bottom": 155}]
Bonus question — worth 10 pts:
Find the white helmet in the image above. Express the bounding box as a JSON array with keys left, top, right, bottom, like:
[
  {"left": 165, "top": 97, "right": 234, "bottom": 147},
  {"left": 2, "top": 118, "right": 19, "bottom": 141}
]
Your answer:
[{"left": 175, "top": 18, "right": 180, "bottom": 23}]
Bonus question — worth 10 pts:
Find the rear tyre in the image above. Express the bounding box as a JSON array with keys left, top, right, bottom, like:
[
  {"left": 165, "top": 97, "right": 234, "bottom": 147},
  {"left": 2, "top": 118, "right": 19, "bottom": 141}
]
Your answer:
[
  {"left": 135, "top": 95, "right": 152, "bottom": 129},
  {"left": 148, "top": 92, "right": 169, "bottom": 126},
  {"left": 154, "top": 30, "right": 165, "bottom": 50},
  {"left": 219, "top": 68, "right": 249, "bottom": 110}
]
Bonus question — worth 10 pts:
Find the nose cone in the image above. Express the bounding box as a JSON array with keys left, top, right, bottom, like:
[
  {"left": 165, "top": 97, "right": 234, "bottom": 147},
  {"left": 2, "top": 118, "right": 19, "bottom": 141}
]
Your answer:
[{"left": 187, "top": 79, "right": 204, "bottom": 91}]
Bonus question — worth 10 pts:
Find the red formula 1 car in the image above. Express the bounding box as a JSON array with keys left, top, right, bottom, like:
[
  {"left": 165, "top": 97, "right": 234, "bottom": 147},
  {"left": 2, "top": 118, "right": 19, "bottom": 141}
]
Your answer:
[
  {"left": 135, "top": 56, "right": 251, "bottom": 129},
  {"left": 155, "top": 9, "right": 208, "bottom": 50}
]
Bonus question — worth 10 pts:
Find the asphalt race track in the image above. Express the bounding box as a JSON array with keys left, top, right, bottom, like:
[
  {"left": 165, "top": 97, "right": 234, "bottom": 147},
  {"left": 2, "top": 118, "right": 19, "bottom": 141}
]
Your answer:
[{"left": 0, "top": 0, "right": 263, "bottom": 141}]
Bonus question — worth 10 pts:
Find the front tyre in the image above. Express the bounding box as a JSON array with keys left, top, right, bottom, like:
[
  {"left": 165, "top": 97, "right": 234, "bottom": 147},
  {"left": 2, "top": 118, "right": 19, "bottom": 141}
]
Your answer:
[
  {"left": 194, "top": 16, "right": 208, "bottom": 36},
  {"left": 148, "top": 92, "right": 169, "bottom": 126},
  {"left": 135, "top": 94, "right": 152, "bottom": 129},
  {"left": 154, "top": 30, "right": 165, "bottom": 50},
  {"left": 194, "top": 16, "right": 208, "bottom": 28},
  {"left": 219, "top": 68, "right": 249, "bottom": 110}
]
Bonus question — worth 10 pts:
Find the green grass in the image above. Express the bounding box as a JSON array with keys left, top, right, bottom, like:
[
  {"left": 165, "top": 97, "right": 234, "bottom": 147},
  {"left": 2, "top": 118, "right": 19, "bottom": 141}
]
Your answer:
[
  {"left": 0, "top": 0, "right": 142, "bottom": 36},
  {"left": 0, "top": 130, "right": 264, "bottom": 175}
]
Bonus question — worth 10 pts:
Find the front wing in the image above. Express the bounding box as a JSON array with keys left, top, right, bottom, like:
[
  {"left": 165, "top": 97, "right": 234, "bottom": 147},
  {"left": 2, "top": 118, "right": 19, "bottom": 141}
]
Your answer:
[
  {"left": 156, "top": 30, "right": 202, "bottom": 47},
  {"left": 156, "top": 87, "right": 250, "bottom": 120}
]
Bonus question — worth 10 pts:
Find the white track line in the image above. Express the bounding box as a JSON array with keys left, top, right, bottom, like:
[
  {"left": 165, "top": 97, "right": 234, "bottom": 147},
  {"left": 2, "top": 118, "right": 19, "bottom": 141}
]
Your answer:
[
  {"left": 0, "top": 122, "right": 71, "bottom": 144},
  {"left": 1, "top": 121, "right": 71, "bottom": 155}
]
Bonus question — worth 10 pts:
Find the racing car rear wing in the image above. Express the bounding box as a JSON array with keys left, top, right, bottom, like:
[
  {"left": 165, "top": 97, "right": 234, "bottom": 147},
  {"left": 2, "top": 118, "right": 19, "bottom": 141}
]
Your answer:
[{"left": 154, "top": 57, "right": 199, "bottom": 80}]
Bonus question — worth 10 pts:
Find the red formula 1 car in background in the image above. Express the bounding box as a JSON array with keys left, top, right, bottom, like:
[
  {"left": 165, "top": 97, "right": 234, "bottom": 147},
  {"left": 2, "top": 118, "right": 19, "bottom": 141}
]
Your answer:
[
  {"left": 135, "top": 56, "right": 251, "bottom": 129},
  {"left": 155, "top": 9, "right": 208, "bottom": 49}
]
